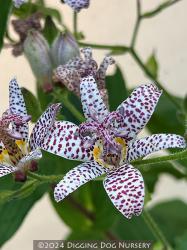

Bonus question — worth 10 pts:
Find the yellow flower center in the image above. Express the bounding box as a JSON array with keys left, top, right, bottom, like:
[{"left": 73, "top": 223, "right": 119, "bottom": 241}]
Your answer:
[{"left": 93, "top": 137, "right": 127, "bottom": 169}]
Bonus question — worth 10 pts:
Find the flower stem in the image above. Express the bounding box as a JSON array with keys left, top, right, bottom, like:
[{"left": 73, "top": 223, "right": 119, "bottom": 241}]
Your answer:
[
  {"left": 142, "top": 210, "right": 173, "bottom": 250},
  {"left": 131, "top": 0, "right": 141, "bottom": 48},
  {"left": 27, "top": 172, "right": 63, "bottom": 183},
  {"left": 73, "top": 11, "right": 78, "bottom": 39},
  {"left": 130, "top": 48, "right": 181, "bottom": 109},
  {"left": 132, "top": 149, "right": 187, "bottom": 167},
  {"left": 79, "top": 41, "right": 129, "bottom": 53},
  {"left": 60, "top": 92, "right": 85, "bottom": 122}
]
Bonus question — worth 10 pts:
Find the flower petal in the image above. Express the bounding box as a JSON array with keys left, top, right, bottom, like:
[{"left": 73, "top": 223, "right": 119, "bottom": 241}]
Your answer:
[
  {"left": 29, "top": 103, "right": 61, "bottom": 150},
  {"left": 0, "top": 164, "right": 16, "bottom": 177},
  {"left": 54, "top": 161, "right": 106, "bottom": 202},
  {"left": 127, "top": 134, "right": 186, "bottom": 162},
  {"left": 103, "top": 164, "right": 144, "bottom": 219},
  {"left": 17, "top": 149, "right": 42, "bottom": 168},
  {"left": 13, "top": 0, "right": 28, "bottom": 8},
  {"left": 39, "top": 121, "right": 93, "bottom": 161},
  {"left": 80, "top": 76, "right": 109, "bottom": 122},
  {"left": 9, "top": 78, "right": 29, "bottom": 140},
  {"left": 64, "top": 0, "right": 90, "bottom": 12},
  {"left": 117, "top": 84, "right": 162, "bottom": 140}
]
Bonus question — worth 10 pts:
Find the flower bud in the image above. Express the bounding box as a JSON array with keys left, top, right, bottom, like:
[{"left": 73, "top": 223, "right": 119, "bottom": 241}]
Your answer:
[
  {"left": 51, "top": 32, "right": 79, "bottom": 67},
  {"left": 28, "top": 160, "right": 38, "bottom": 172},
  {"left": 23, "top": 30, "right": 53, "bottom": 87},
  {"left": 14, "top": 170, "right": 27, "bottom": 182}
]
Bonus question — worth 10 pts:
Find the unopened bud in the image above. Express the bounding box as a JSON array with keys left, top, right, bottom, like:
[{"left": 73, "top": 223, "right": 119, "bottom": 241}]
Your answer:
[
  {"left": 29, "top": 160, "right": 38, "bottom": 172},
  {"left": 51, "top": 32, "right": 79, "bottom": 67},
  {"left": 14, "top": 170, "right": 27, "bottom": 182},
  {"left": 23, "top": 30, "right": 53, "bottom": 86}
]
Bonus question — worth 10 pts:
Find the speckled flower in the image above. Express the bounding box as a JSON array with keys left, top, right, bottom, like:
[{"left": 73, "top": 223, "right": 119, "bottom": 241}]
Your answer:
[
  {"left": 0, "top": 78, "right": 59, "bottom": 181},
  {"left": 34, "top": 76, "right": 186, "bottom": 218},
  {"left": 13, "top": 0, "right": 28, "bottom": 8},
  {"left": 53, "top": 47, "right": 115, "bottom": 105},
  {"left": 64, "top": 0, "right": 90, "bottom": 12}
]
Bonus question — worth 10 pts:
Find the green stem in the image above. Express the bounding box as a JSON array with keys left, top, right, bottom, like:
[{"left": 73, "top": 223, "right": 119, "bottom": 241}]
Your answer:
[
  {"left": 141, "top": 0, "right": 182, "bottom": 19},
  {"left": 142, "top": 210, "right": 173, "bottom": 250},
  {"left": 73, "top": 11, "right": 78, "bottom": 39},
  {"left": 27, "top": 172, "right": 63, "bottom": 183},
  {"left": 60, "top": 92, "right": 85, "bottom": 122},
  {"left": 79, "top": 41, "right": 129, "bottom": 53},
  {"left": 130, "top": 48, "right": 181, "bottom": 109},
  {"left": 131, "top": 0, "right": 141, "bottom": 48},
  {"left": 133, "top": 149, "right": 187, "bottom": 167}
]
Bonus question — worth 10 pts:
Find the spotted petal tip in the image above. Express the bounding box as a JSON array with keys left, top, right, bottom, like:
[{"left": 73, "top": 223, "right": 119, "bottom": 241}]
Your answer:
[
  {"left": 54, "top": 161, "right": 106, "bottom": 202},
  {"left": 103, "top": 164, "right": 144, "bottom": 219}
]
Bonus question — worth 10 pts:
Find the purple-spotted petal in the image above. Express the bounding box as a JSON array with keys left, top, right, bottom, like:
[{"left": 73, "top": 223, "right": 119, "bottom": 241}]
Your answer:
[
  {"left": 9, "top": 78, "right": 29, "bottom": 140},
  {"left": 117, "top": 84, "right": 162, "bottom": 141},
  {"left": 0, "top": 164, "right": 16, "bottom": 177},
  {"left": 127, "top": 134, "right": 186, "bottom": 162},
  {"left": 29, "top": 104, "right": 61, "bottom": 150},
  {"left": 54, "top": 161, "right": 106, "bottom": 202},
  {"left": 103, "top": 164, "right": 144, "bottom": 219},
  {"left": 40, "top": 121, "right": 92, "bottom": 161},
  {"left": 13, "top": 0, "right": 28, "bottom": 8},
  {"left": 80, "top": 76, "right": 109, "bottom": 122},
  {"left": 64, "top": 0, "right": 90, "bottom": 12}
]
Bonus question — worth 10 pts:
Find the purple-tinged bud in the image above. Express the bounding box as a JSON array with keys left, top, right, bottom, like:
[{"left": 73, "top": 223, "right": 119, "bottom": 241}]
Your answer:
[
  {"left": 23, "top": 30, "right": 53, "bottom": 87},
  {"left": 14, "top": 170, "right": 27, "bottom": 182},
  {"left": 42, "top": 82, "right": 54, "bottom": 93},
  {"left": 51, "top": 32, "right": 79, "bottom": 67},
  {"left": 28, "top": 160, "right": 38, "bottom": 172}
]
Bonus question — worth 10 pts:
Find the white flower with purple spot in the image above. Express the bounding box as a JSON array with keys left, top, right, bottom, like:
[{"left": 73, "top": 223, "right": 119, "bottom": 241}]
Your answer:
[
  {"left": 35, "top": 75, "right": 186, "bottom": 219},
  {"left": 13, "top": 0, "right": 28, "bottom": 8},
  {"left": 0, "top": 78, "right": 59, "bottom": 181},
  {"left": 64, "top": 0, "right": 90, "bottom": 12}
]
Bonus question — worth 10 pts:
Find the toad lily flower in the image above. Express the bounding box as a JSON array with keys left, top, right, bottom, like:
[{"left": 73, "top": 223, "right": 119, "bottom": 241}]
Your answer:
[
  {"left": 54, "top": 47, "right": 115, "bottom": 105},
  {"left": 64, "top": 0, "right": 90, "bottom": 12},
  {"left": 13, "top": 0, "right": 28, "bottom": 8},
  {"left": 0, "top": 78, "right": 42, "bottom": 181},
  {"left": 36, "top": 76, "right": 186, "bottom": 219}
]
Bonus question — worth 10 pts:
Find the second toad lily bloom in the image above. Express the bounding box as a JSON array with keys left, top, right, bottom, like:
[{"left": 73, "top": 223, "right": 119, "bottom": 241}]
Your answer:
[
  {"left": 0, "top": 78, "right": 42, "bottom": 180},
  {"left": 64, "top": 0, "right": 90, "bottom": 12},
  {"left": 36, "top": 76, "right": 186, "bottom": 219},
  {"left": 0, "top": 79, "right": 61, "bottom": 181}
]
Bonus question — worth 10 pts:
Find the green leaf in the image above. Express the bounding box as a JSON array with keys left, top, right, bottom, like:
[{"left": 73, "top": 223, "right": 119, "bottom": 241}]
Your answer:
[
  {"left": 147, "top": 93, "right": 187, "bottom": 167},
  {"left": 0, "top": 182, "right": 48, "bottom": 246},
  {"left": 106, "top": 66, "right": 128, "bottom": 111},
  {"left": 0, "top": 0, "right": 12, "bottom": 52},
  {"left": 13, "top": 3, "right": 62, "bottom": 23},
  {"left": 90, "top": 181, "right": 118, "bottom": 230},
  {"left": 37, "top": 84, "right": 53, "bottom": 111},
  {"left": 141, "top": 162, "right": 185, "bottom": 193},
  {"left": 21, "top": 87, "right": 42, "bottom": 122},
  {"left": 43, "top": 16, "right": 59, "bottom": 45},
  {"left": 67, "top": 229, "right": 105, "bottom": 240},
  {"left": 146, "top": 53, "right": 159, "bottom": 79},
  {"left": 150, "top": 199, "right": 187, "bottom": 245},
  {"left": 0, "top": 179, "right": 41, "bottom": 204},
  {"left": 112, "top": 212, "right": 155, "bottom": 240},
  {"left": 175, "top": 231, "right": 187, "bottom": 250}
]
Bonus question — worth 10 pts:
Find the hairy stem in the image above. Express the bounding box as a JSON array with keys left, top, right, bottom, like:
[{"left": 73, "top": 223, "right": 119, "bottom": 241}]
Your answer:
[
  {"left": 133, "top": 149, "right": 187, "bottom": 167},
  {"left": 142, "top": 210, "right": 173, "bottom": 250}
]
